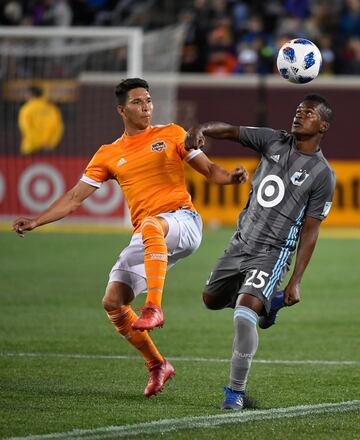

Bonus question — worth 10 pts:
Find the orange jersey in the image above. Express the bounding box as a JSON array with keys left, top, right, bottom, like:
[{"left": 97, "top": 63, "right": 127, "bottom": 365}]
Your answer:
[{"left": 82, "top": 124, "right": 202, "bottom": 231}]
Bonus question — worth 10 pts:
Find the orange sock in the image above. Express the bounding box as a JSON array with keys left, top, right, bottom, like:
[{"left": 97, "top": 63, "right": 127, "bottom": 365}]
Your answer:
[
  {"left": 107, "top": 306, "right": 163, "bottom": 366},
  {"left": 141, "top": 217, "right": 168, "bottom": 308}
]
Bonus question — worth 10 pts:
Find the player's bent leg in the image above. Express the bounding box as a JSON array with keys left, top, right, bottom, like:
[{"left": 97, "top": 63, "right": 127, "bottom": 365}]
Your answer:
[
  {"left": 132, "top": 216, "right": 168, "bottom": 331},
  {"left": 103, "top": 281, "right": 175, "bottom": 396},
  {"left": 222, "top": 294, "right": 260, "bottom": 410},
  {"left": 103, "top": 282, "right": 161, "bottom": 359}
]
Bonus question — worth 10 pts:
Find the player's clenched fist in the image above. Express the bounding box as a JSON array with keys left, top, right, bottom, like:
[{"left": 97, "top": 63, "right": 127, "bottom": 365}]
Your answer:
[
  {"left": 230, "top": 166, "right": 248, "bottom": 184},
  {"left": 12, "top": 217, "right": 37, "bottom": 237},
  {"left": 284, "top": 283, "right": 301, "bottom": 306}
]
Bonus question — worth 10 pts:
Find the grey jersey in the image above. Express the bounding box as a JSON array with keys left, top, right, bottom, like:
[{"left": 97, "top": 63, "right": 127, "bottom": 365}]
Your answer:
[{"left": 237, "top": 126, "right": 336, "bottom": 252}]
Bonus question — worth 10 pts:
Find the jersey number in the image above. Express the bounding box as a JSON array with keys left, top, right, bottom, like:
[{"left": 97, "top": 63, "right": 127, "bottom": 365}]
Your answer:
[{"left": 244, "top": 269, "right": 269, "bottom": 288}]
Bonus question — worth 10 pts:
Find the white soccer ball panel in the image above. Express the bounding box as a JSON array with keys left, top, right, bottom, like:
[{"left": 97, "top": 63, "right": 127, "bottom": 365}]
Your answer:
[{"left": 276, "top": 39, "right": 322, "bottom": 84}]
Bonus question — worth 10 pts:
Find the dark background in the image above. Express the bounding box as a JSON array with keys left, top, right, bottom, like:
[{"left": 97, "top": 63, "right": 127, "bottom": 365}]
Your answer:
[{"left": 1, "top": 81, "right": 359, "bottom": 160}]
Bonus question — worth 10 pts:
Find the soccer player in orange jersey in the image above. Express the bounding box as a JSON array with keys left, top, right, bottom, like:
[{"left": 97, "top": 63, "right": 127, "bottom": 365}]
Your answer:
[{"left": 12, "top": 78, "right": 248, "bottom": 397}]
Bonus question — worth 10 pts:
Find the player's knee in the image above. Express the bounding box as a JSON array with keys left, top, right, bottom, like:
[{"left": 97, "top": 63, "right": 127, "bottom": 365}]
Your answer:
[
  {"left": 102, "top": 295, "right": 114, "bottom": 312},
  {"left": 102, "top": 293, "right": 120, "bottom": 312},
  {"left": 236, "top": 293, "right": 264, "bottom": 314},
  {"left": 203, "top": 291, "right": 224, "bottom": 310},
  {"left": 102, "top": 282, "right": 134, "bottom": 311}
]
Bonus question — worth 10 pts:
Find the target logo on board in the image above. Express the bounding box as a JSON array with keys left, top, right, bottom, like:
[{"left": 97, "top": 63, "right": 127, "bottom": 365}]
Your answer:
[
  {"left": 19, "top": 164, "right": 65, "bottom": 212},
  {"left": 83, "top": 180, "right": 123, "bottom": 215},
  {"left": 256, "top": 175, "right": 285, "bottom": 208}
]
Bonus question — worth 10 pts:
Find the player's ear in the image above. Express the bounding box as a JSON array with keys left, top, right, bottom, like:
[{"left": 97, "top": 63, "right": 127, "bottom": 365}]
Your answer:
[
  {"left": 117, "top": 105, "right": 125, "bottom": 117},
  {"left": 319, "top": 120, "right": 329, "bottom": 134}
]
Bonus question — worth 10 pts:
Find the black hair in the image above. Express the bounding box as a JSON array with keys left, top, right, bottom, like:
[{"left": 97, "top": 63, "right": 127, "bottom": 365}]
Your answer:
[
  {"left": 29, "top": 85, "right": 43, "bottom": 97},
  {"left": 115, "top": 78, "right": 149, "bottom": 105},
  {"left": 303, "top": 93, "right": 333, "bottom": 123}
]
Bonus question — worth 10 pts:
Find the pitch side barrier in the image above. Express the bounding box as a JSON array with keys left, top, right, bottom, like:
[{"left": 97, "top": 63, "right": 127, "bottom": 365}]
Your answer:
[
  {"left": 185, "top": 157, "right": 360, "bottom": 228},
  {"left": 0, "top": 157, "right": 358, "bottom": 228}
]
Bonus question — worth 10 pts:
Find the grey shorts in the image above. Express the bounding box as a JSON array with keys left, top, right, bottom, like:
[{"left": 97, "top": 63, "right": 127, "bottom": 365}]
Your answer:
[{"left": 205, "top": 233, "right": 291, "bottom": 313}]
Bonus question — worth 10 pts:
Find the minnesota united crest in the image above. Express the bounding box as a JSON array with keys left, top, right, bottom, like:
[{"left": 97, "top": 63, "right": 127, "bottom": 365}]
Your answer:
[
  {"left": 151, "top": 141, "right": 167, "bottom": 152},
  {"left": 290, "top": 169, "right": 309, "bottom": 186}
]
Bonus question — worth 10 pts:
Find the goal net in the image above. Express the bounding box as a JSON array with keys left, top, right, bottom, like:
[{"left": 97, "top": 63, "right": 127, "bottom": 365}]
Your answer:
[{"left": 0, "top": 25, "right": 185, "bottom": 226}]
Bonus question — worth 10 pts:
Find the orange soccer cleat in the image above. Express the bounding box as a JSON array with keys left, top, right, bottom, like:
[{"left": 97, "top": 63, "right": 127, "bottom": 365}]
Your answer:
[
  {"left": 144, "top": 359, "right": 175, "bottom": 397},
  {"left": 132, "top": 302, "right": 164, "bottom": 331}
]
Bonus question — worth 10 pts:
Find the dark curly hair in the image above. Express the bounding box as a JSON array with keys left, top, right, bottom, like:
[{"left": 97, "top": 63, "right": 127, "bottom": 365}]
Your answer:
[
  {"left": 303, "top": 93, "right": 333, "bottom": 123},
  {"left": 115, "top": 78, "right": 149, "bottom": 105}
]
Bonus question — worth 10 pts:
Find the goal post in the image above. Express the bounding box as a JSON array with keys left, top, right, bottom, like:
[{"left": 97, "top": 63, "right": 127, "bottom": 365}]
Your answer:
[{"left": 0, "top": 26, "right": 143, "bottom": 77}]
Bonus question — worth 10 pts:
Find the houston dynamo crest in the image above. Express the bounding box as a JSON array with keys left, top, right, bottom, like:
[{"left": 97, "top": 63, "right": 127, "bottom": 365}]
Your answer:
[{"left": 151, "top": 141, "right": 167, "bottom": 152}]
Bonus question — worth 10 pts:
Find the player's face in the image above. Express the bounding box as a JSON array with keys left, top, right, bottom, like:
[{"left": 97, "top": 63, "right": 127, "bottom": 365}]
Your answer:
[
  {"left": 118, "top": 87, "right": 153, "bottom": 131},
  {"left": 291, "top": 101, "right": 326, "bottom": 136}
]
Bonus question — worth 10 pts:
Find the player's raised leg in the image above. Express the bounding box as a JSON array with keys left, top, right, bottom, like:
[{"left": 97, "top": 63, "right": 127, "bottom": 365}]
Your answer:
[
  {"left": 132, "top": 216, "right": 168, "bottom": 331},
  {"left": 103, "top": 281, "right": 175, "bottom": 397}
]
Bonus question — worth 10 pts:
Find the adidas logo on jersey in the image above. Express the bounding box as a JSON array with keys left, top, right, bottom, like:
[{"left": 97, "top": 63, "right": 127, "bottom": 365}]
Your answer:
[
  {"left": 270, "top": 154, "right": 280, "bottom": 162},
  {"left": 116, "top": 158, "right": 127, "bottom": 167}
]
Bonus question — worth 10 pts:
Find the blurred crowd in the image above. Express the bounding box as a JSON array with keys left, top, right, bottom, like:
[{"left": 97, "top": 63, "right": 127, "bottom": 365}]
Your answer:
[{"left": 0, "top": 0, "right": 359, "bottom": 75}]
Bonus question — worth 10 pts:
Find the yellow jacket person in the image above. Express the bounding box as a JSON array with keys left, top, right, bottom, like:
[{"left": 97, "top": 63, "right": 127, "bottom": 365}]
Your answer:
[{"left": 18, "top": 86, "right": 64, "bottom": 155}]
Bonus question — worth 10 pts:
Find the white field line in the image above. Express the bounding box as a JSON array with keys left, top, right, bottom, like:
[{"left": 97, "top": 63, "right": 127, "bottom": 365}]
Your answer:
[
  {"left": 1, "top": 351, "right": 359, "bottom": 366},
  {"left": 3, "top": 400, "right": 360, "bottom": 440}
]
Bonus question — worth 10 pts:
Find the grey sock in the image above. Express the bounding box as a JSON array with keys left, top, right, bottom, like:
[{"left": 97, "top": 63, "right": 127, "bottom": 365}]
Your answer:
[{"left": 229, "top": 305, "right": 259, "bottom": 393}]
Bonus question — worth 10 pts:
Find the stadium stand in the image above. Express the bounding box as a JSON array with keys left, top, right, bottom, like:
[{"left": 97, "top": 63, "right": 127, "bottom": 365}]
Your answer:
[{"left": 0, "top": 0, "right": 359, "bottom": 75}]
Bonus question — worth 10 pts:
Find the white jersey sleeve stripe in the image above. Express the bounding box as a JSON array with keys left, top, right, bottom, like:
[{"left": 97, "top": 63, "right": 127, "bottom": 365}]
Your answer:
[
  {"left": 185, "top": 149, "right": 203, "bottom": 162},
  {"left": 80, "top": 175, "right": 102, "bottom": 188}
]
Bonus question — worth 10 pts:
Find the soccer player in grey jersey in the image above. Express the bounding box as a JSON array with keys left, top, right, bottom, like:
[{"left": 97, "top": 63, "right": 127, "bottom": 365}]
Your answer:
[{"left": 185, "top": 94, "right": 336, "bottom": 410}]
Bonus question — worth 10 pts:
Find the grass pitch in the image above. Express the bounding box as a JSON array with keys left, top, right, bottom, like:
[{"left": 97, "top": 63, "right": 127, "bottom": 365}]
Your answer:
[{"left": 0, "top": 228, "right": 359, "bottom": 439}]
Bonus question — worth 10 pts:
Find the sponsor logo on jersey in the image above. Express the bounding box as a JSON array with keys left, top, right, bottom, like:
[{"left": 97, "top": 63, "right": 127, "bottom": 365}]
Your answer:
[
  {"left": 257, "top": 175, "right": 285, "bottom": 208},
  {"left": 322, "top": 201, "right": 332, "bottom": 217},
  {"left": 116, "top": 157, "right": 127, "bottom": 167},
  {"left": 290, "top": 169, "right": 309, "bottom": 186},
  {"left": 270, "top": 154, "right": 280, "bottom": 162},
  {"left": 151, "top": 140, "right": 167, "bottom": 152}
]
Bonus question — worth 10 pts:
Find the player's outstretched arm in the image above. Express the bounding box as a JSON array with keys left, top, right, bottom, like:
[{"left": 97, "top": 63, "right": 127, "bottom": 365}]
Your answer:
[
  {"left": 185, "top": 122, "right": 240, "bottom": 151},
  {"left": 187, "top": 152, "right": 248, "bottom": 185},
  {"left": 284, "top": 216, "right": 322, "bottom": 306},
  {"left": 12, "top": 181, "right": 97, "bottom": 237}
]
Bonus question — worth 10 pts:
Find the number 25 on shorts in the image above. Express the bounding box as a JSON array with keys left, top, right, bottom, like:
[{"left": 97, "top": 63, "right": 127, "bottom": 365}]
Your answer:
[{"left": 244, "top": 269, "right": 269, "bottom": 289}]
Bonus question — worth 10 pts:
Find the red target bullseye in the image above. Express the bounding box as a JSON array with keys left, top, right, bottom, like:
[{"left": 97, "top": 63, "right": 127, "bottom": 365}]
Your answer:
[{"left": 19, "top": 164, "right": 64, "bottom": 212}]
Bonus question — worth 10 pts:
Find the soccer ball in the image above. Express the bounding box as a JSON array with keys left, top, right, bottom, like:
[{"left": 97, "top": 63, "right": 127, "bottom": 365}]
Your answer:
[{"left": 276, "top": 39, "right": 322, "bottom": 84}]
